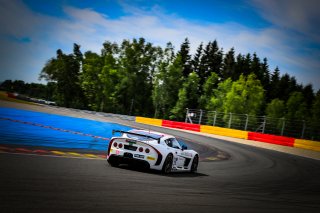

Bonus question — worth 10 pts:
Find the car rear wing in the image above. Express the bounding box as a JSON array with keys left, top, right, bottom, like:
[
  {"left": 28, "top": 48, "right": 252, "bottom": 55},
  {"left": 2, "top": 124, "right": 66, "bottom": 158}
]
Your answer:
[{"left": 112, "top": 130, "right": 161, "bottom": 144}]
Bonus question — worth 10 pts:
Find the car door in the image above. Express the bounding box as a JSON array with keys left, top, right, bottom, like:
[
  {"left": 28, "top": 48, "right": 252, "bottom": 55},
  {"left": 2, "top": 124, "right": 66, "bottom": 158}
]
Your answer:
[{"left": 168, "top": 138, "right": 185, "bottom": 168}]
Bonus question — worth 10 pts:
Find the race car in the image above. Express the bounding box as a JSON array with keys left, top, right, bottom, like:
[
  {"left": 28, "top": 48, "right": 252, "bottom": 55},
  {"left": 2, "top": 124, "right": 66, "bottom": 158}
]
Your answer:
[{"left": 107, "top": 129, "right": 199, "bottom": 173}]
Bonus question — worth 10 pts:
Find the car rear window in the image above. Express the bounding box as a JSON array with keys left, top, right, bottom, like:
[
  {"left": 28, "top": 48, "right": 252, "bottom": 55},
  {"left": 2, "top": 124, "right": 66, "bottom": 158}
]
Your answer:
[{"left": 127, "top": 130, "right": 162, "bottom": 141}]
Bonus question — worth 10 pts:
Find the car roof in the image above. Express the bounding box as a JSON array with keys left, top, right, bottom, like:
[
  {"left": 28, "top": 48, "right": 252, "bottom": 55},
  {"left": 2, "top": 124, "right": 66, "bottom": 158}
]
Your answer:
[{"left": 129, "top": 129, "right": 173, "bottom": 140}]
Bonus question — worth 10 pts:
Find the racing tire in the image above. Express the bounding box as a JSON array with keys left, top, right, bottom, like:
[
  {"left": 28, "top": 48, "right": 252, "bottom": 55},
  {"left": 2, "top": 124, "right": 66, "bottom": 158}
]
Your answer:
[
  {"left": 162, "top": 154, "right": 173, "bottom": 174},
  {"left": 190, "top": 155, "right": 199, "bottom": 173},
  {"left": 107, "top": 157, "right": 119, "bottom": 167}
]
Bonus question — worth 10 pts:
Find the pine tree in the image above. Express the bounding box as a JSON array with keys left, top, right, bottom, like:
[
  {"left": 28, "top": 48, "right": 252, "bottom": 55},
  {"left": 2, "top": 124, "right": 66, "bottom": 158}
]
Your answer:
[
  {"left": 177, "top": 38, "right": 192, "bottom": 78},
  {"left": 221, "top": 47, "right": 236, "bottom": 80},
  {"left": 192, "top": 42, "right": 203, "bottom": 73},
  {"left": 269, "top": 66, "right": 280, "bottom": 100},
  {"left": 250, "top": 52, "right": 261, "bottom": 79},
  {"left": 302, "top": 84, "right": 315, "bottom": 111},
  {"left": 206, "top": 40, "right": 223, "bottom": 77}
]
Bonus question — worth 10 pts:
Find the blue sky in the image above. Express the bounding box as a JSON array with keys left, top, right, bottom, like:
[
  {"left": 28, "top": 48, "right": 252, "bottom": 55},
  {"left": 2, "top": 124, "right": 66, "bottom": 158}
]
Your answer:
[{"left": 0, "top": 0, "right": 319, "bottom": 91}]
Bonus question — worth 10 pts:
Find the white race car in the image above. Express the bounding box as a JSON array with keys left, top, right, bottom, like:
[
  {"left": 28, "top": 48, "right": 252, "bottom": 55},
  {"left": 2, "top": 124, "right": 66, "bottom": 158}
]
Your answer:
[{"left": 107, "top": 129, "right": 199, "bottom": 173}]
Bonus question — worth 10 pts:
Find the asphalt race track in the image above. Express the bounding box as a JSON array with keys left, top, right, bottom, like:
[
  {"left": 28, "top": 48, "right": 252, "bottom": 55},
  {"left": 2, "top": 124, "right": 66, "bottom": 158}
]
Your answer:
[{"left": 1, "top": 111, "right": 320, "bottom": 212}]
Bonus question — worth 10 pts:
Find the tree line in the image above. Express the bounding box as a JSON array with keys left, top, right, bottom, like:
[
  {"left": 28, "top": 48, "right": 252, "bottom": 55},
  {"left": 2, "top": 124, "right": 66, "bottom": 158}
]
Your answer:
[
  {"left": 0, "top": 79, "right": 55, "bottom": 100},
  {"left": 1, "top": 38, "right": 319, "bottom": 129}
]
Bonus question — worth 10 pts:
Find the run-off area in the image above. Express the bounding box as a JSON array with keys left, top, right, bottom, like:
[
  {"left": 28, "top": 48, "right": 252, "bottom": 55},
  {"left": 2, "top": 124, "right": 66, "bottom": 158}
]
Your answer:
[{"left": 0, "top": 107, "right": 131, "bottom": 150}]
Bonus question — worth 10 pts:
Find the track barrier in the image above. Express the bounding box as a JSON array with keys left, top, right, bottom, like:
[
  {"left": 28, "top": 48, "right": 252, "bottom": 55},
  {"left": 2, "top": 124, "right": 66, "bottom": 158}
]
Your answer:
[
  {"left": 135, "top": 116, "right": 319, "bottom": 152},
  {"left": 247, "top": 132, "right": 294, "bottom": 146},
  {"left": 136, "top": 117, "right": 162, "bottom": 126},
  {"left": 201, "top": 125, "right": 248, "bottom": 139},
  {"left": 162, "top": 120, "right": 200, "bottom": 132},
  {"left": 294, "top": 139, "right": 320, "bottom": 152}
]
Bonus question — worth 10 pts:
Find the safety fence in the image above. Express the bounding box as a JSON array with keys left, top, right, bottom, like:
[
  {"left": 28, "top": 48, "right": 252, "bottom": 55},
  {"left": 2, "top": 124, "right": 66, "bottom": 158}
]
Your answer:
[
  {"left": 135, "top": 116, "right": 320, "bottom": 152},
  {"left": 184, "top": 109, "right": 320, "bottom": 141}
]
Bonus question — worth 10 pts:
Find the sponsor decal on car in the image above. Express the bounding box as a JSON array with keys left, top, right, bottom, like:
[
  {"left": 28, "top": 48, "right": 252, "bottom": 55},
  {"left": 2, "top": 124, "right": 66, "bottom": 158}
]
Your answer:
[
  {"left": 147, "top": 156, "right": 155, "bottom": 160},
  {"left": 134, "top": 154, "right": 145, "bottom": 159},
  {"left": 126, "top": 139, "right": 137, "bottom": 145}
]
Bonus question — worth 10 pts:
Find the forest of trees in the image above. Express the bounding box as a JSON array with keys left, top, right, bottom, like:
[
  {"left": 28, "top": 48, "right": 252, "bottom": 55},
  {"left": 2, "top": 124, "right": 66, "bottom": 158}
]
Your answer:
[{"left": 1, "top": 38, "right": 319, "bottom": 138}]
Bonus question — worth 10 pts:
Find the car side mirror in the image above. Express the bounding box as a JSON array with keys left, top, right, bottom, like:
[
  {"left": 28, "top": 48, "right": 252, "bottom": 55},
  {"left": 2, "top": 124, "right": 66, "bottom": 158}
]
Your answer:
[{"left": 182, "top": 145, "right": 188, "bottom": 150}]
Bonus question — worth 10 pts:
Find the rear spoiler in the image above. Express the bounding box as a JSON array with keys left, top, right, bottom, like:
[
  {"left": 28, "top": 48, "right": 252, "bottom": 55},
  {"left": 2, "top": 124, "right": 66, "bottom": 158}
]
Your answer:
[{"left": 112, "top": 130, "right": 161, "bottom": 144}]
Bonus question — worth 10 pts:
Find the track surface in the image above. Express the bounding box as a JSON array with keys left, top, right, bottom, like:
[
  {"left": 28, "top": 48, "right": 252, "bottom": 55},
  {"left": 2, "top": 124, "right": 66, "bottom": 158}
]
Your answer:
[{"left": 1, "top": 105, "right": 320, "bottom": 212}]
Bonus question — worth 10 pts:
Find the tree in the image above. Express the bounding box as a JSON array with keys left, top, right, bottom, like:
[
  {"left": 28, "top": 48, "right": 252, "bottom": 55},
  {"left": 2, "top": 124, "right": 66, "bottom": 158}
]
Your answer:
[
  {"left": 221, "top": 47, "right": 236, "bottom": 80},
  {"left": 99, "top": 41, "right": 120, "bottom": 112},
  {"left": 269, "top": 66, "right": 280, "bottom": 100},
  {"left": 250, "top": 52, "right": 261, "bottom": 79},
  {"left": 286, "top": 91, "right": 308, "bottom": 121},
  {"left": 208, "top": 78, "right": 233, "bottom": 112},
  {"left": 0, "top": 80, "right": 49, "bottom": 100},
  {"left": 0, "top": 80, "right": 13, "bottom": 91},
  {"left": 202, "top": 40, "right": 223, "bottom": 78},
  {"left": 39, "top": 44, "right": 86, "bottom": 108},
  {"left": 116, "top": 38, "right": 161, "bottom": 116},
  {"left": 152, "top": 54, "right": 184, "bottom": 118},
  {"left": 171, "top": 72, "right": 200, "bottom": 120},
  {"left": 266, "top": 99, "right": 286, "bottom": 118},
  {"left": 310, "top": 90, "right": 320, "bottom": 140},
  {"left": 234, "top": 53, "right": 251, "bottom": 80},
  {"left": 81, "top": 41, "right": 120, "bottom": 112},
  {"left": 261, "top": 58, "right": 271, "bottom": 102},
  {"left": 224, "top": 73, "right": 264, "bottom": 115},
  {"left": 265, "top": 98, "right": 286, "bottom": 135},
  {"left": 198, "top": 72, "right": 219, "bottom": 109},
  {"left": 312, "top": 90, "right": 320, "bottom": 122},
  {"left": 192, "top": 42, "right": 203, "bottom": 75},
  {"left": 81, "top": 51, "right": 104, "bottom": 111},
  {"left": 277, "top": 73, "right": 291, "bottom": 101},
  {"left": 35, "top": 37, "right": 318, "bottom": 134},
  {"left": 177, "top": 38, "right": 192, "bottom": 78},
  {"left": 302, "top": 84, "right": 314, "bottom": 110}
]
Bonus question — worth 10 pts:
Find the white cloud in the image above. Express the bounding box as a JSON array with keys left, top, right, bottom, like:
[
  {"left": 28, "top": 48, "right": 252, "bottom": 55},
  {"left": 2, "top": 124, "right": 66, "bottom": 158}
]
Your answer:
[
  {"left": 0, "top": 0, "right": 319, "bottom": 91},
  {"left": 251, "top": 0, "right": 320, "bottom": 42}
]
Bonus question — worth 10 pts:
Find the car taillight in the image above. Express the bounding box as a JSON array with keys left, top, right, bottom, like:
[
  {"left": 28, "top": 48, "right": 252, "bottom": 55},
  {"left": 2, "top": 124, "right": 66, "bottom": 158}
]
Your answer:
[
  {"left": 139, "top": 147, "right": 143, "bottom": 152},
  {"left": 118, "top": 143, "right": 123, "bottom": 148},
  {"left": 113, "top": 142, "right": 118, "bottom": 147},
  {"left": 145, "top": 148, "right": 150, "bottom": 153}
]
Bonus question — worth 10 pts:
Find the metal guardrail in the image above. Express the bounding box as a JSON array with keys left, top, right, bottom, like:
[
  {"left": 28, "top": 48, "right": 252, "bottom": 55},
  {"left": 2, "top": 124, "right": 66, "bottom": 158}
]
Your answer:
[{"left": 185, "top": 108, "right": 320, "bottom": 141}]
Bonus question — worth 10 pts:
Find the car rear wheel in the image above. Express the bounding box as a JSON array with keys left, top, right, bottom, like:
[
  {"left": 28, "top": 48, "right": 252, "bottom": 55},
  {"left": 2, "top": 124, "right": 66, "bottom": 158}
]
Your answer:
[
  {"left": 107, "top": 157, "right": 119, "bottom": 167},
  {"left": 190, "top": 155, "right": 198, "bottom": 173},
  {"left": 162, "top": 154, "right": 173, "bottom": 174}
]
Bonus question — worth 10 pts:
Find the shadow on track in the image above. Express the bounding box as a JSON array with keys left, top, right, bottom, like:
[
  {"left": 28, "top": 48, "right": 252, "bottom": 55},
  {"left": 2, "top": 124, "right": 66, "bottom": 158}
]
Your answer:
[{"left": 106, "top": 163, "right": 209, "bottom": 177}]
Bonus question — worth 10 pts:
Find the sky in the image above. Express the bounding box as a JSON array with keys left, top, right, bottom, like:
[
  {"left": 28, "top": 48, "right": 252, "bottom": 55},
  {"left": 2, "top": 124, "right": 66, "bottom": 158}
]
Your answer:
[{"left": 0, "top": 0, "right": 319, "bottom": 91}]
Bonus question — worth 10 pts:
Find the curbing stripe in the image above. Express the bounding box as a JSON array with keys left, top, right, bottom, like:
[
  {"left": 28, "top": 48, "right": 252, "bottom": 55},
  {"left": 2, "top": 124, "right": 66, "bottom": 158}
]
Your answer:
[
  {"left": 67, "top": 152, "right": 83, "bottom": 157},
  {"left": 15, "top": 148, "right": 33, "bottom": 153},
  {"left": 83, "top": 153, "right": 99, "bottom": 158},
  {"left": 33, "top": 149, "right": 49, "bottom": 154},
  {"left": 0, "top": 145, "right": 107, "bottom": 159},
  {"left": 51, "top": 150, "right": 66, "bottom": 155}
]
